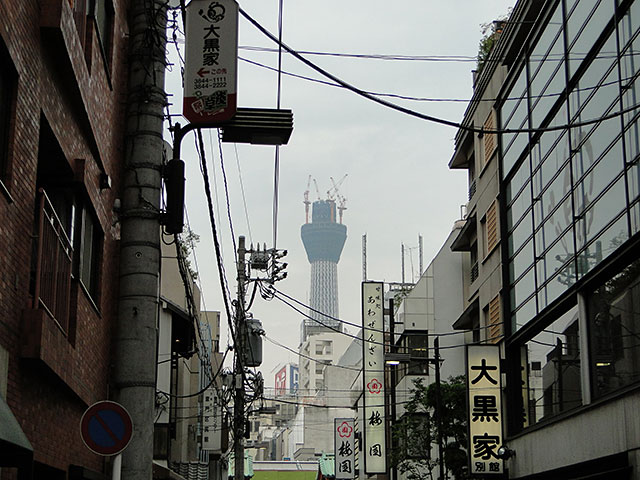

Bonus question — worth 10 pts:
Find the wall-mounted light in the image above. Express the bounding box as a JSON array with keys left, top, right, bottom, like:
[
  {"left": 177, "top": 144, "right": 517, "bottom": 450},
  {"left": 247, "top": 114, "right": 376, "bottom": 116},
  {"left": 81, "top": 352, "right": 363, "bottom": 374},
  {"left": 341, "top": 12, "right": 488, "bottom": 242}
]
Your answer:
[{"left": 497, "top": 446, "right": 515, "bottom": 460}]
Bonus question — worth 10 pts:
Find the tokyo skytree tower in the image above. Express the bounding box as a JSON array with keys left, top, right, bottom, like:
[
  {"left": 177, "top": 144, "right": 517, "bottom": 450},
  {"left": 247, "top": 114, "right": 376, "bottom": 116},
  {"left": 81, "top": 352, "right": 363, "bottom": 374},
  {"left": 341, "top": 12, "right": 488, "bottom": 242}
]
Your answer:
[{"left": 300, "top": 177, "right": 347, "bottom": 342}]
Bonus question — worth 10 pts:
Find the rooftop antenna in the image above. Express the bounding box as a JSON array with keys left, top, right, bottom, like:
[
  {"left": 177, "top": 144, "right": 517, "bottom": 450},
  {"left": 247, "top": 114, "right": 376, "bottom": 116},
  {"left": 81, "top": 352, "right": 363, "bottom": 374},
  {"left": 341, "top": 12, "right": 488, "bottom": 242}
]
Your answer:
[
  {"left": 362, "top": 234, "right": 367, "bottom": 281},
  {"left": 419, "top": 234, "right": 423, "bottom": 276}
]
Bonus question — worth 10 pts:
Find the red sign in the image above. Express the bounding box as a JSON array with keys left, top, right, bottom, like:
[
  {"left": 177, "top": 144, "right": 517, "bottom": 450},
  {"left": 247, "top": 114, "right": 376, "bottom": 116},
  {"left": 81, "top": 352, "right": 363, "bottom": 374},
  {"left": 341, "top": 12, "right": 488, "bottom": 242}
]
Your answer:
[
  {"left": 275, "top": 366, "right": 287, "bottom": 396},
  {"left": 80, "top": 401, "right": 133, "bottom": 456},
  {"left": 183, "top": 0, "right": 238, "bottom": 124},
  {"left": 337, "top": 421, "right": 353, "bottom": 438}
]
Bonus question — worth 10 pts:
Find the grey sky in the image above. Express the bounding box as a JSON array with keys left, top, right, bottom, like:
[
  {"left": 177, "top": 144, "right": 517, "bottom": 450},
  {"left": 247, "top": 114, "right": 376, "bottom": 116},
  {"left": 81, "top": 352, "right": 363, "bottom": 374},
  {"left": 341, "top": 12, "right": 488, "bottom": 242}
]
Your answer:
[{"left": 166, "top": 0, "right": 515, "bottom": 386}]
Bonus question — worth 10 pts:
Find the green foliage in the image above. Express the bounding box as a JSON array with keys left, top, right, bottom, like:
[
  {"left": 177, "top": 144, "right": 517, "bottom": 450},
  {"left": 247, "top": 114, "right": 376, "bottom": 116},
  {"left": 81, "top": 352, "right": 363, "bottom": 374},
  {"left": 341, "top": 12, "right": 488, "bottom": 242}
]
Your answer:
[
  {"left": 390, "top": 376, "right": 468, "bottom": 480},
  {"left": 476, "top": 11, "right": 512, "bottom": 73},
  {"left": 177, "top": 228, "right": 200, "bottom": 280}
]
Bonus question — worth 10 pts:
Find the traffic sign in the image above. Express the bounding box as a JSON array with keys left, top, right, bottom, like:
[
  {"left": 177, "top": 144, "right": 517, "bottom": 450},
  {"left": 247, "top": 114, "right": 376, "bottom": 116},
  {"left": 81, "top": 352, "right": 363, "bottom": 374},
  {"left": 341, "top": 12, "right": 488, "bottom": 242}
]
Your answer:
[
  {"left": 183, "top": 0, "right": 239, "bottom": 124},
  {"left": 80, "top": 401, "right": 133, "bottom": 456}
]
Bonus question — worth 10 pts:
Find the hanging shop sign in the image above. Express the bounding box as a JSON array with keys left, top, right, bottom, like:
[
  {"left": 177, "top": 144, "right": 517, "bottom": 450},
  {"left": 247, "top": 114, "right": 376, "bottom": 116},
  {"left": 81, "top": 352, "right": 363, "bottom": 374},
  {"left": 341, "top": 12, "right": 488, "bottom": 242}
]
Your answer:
[
  {"left": 334, "top": 418, "right": 356, "bottom": 479},
  {"left": 467, "top": 345, "right": 504, "bottom": 475},
  {"left": 183, "top": 0, "right": 238, "bottom": 124},
  {"left": 361, "top": 282, "right": 386, "bottom": 474}
]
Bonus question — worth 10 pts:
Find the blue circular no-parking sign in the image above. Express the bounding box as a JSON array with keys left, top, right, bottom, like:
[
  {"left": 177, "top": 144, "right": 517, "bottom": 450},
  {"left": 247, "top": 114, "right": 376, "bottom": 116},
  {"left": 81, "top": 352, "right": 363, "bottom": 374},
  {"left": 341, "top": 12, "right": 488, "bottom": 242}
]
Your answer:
[{"left": 80, "top": 401, "right": 133, "bottom": 456}]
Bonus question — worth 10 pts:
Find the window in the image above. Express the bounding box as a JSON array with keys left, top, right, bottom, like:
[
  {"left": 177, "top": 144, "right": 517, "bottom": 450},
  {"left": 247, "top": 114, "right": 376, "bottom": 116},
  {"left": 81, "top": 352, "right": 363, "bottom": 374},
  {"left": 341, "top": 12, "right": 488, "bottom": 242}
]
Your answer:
[
  {"left": 0, "top": 38, "right": 16, "bottom": 188},
  {"left": 520, "top": 305, "right": 582, "bottom": 426},
  {"left": 32, "top": 119, "right": 104, "bottom": 337},
  {"left": 77, "top": 205, "right": 103, "bottom": 301},
  {"left": 588, "top": 257, "right": 640, "bottom": 399},
  {"left": 73, "top": 0, "right": 89, "bottom": 49},
  {"left": 92, "top": 0, "right": 115, "bottom": 68},
  {"left": 398, "top": 334, "right": 429, "bottom": 381}
]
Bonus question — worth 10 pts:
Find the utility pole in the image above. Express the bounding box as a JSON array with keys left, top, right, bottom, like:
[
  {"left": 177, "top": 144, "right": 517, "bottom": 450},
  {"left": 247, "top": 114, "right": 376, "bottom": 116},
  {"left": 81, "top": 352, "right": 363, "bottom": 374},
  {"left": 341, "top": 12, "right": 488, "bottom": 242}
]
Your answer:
[
  {"left": 113, "top": 1, "right": 167, "bottom": 479},
  {"left": 434, "top": 337, "right": 445, "bottom": 480},
  {"left": 234, "top": 236, "right": 248, "bottom": 480}
]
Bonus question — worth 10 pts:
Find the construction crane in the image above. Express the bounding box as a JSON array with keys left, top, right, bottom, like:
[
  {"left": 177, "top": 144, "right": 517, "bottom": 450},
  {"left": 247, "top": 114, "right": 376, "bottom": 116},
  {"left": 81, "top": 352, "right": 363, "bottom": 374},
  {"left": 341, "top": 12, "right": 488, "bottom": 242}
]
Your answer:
[
  {"left": 303, "top": 175, "right": 312, "bottom": 224},
  {"left": 328, "top": 174, "right": 348, "bottom": 224}
]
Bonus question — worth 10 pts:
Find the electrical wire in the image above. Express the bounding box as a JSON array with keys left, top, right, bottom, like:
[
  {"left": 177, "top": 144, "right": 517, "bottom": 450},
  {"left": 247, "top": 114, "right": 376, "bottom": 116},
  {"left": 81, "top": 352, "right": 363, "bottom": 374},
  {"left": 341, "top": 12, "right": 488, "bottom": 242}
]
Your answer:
[
  {"left": 239, "top": 7, "right": 640, "bottom": 135},
  {"left": 240, "top": 56, "right": 637, "bottom": 104},
  {"left": 271, "top": 0, "right": 284, "bottom": 251},
  {"left": 157, "top": 348, "right": 230, "bottom": 399},
  {"left": 195, "top": 129, "right": 237, "bottom": 350},
  {"left": 216, "top": 130, "right": 238, "bottom": 260},
  {"left": 273, "top": 285, "right": 505, "bottom": 338},
  {"left": 234, "top": 143, "right": 253, "bottom": 244}
]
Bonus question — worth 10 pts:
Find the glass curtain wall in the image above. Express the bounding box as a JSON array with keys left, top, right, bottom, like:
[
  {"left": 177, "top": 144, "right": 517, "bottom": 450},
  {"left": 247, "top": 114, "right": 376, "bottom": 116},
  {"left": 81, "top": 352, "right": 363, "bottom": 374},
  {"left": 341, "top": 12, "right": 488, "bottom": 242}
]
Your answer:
[{"left": 500, "top": 0, "right": 640, "bottom": 430}]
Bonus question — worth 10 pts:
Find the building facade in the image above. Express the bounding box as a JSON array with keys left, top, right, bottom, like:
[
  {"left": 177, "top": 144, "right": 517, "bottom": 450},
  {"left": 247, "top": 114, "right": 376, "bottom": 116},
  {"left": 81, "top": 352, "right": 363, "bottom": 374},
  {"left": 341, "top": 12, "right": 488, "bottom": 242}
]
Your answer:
[
  {"left": 0, "top": 0, "right": 128, "bottom": 478},
  {"left": 391, "top": 223, "right": 468, "bottom": 480},
  {"left": 452, "top": 0, "right": 640, "bottom": 478}
]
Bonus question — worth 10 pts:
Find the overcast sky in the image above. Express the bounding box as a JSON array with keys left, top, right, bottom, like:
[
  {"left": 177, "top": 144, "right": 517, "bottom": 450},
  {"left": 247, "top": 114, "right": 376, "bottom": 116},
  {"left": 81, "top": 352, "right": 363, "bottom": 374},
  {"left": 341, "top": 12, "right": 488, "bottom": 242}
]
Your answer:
[{"left": 165, "top": 0, "right": 515, "bottom": 387}]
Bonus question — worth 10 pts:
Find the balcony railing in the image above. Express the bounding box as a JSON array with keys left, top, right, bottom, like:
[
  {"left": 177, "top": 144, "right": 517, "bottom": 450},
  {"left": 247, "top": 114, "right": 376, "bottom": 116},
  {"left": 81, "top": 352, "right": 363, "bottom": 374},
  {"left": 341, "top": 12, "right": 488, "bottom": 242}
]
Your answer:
[
  {"left": 33, "top": 189, "right": 73, "bottom": 334},
  {"left": 470, "top": 261, "right": 479, "bottom": 284},
  {"left": 468, "top": 179, "right": 477, "bottom": 201}
]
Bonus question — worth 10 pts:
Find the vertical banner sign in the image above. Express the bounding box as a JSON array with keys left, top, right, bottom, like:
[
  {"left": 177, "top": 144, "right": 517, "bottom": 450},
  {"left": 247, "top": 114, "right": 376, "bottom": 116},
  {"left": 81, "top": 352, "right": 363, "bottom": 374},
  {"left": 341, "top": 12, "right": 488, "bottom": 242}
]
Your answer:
[
  {"left": 334, "top": 419, "right": 356, "bottom": 479},
  {"left": 467, "top": 345, "right": 503, "bottom": 475},
  {"left": 362, "top": 282, "right": 386, "bottom": 474},
  {"left": 202, "top": 389, "right": 222, "bottom": 451},
  {"left": 183, "top": 0, "right": 238, "bottom": 124}
]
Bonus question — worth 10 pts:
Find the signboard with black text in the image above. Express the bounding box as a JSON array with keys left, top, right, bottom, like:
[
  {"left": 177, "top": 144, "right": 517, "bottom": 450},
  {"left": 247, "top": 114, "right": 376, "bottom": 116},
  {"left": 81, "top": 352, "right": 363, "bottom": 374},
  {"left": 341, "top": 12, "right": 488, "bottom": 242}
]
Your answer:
[
  {"left": 183, "top": 0, "right": 238, "bottom": 124},
  {"left": 361, "top": 282, "right": 386, "bottom": 474},
  {"left": 467, "top": 345, "right": 503, "bottom": 475},
  {"left": 334, "top": 418, "right": 356, "bottom": 479}
]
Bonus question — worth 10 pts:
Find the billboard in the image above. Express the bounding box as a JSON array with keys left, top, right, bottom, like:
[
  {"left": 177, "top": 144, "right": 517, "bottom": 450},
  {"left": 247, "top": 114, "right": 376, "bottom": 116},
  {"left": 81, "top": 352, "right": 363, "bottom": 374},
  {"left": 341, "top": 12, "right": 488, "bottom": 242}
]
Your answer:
[
  {"left": 183, "top": 0, "right": 238, "bottom": 124},
  {"left": 275, "top": 364, "right": 299, "bottom": 396}
]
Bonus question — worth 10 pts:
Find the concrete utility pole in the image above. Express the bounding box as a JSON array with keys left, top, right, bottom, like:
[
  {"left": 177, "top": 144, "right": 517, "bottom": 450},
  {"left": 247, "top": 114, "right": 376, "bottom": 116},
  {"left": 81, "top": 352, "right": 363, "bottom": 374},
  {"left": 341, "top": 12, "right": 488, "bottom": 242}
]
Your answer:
[
  {"left": 234, "top": 236, "right": 248, "bottom": 480},
  {"left": 434, "top": 337, "right": 445, "bottom": 480},
  {"left": 113, "top": 1, "right": 167, "bottom": 479}
]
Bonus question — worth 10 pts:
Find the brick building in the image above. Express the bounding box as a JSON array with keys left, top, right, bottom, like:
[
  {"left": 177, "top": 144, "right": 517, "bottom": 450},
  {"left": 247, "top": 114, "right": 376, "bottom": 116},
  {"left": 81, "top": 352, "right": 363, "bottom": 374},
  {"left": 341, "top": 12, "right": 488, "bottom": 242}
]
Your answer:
[{"left": 0, "top": 0, "right": 129, "bottom": 478}]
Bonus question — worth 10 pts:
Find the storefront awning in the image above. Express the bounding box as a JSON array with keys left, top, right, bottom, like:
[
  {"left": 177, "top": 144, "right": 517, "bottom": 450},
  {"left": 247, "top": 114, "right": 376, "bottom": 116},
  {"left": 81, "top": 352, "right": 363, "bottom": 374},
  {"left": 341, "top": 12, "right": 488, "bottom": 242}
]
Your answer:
[{"left": 0, "top": 395, "right": 33, "bottom": 467}]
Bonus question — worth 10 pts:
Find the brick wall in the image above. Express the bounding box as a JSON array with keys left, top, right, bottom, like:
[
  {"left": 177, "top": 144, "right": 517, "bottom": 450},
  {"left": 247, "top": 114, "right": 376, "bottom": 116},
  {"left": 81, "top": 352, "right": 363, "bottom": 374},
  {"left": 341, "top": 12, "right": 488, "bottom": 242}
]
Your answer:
[{"left": 0, "top": 0, "right": 130, "bottom": 476}]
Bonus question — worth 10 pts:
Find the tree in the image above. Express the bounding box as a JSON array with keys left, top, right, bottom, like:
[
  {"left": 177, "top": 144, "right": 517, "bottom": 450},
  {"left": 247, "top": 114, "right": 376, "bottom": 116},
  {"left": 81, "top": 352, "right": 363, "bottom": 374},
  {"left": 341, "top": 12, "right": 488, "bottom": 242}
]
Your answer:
[
  {"left": 476, "top": 10, "right": 512, "bottom": 73},
  {"left": 390, "top": 376, "right": 468, "bottom": 480}
]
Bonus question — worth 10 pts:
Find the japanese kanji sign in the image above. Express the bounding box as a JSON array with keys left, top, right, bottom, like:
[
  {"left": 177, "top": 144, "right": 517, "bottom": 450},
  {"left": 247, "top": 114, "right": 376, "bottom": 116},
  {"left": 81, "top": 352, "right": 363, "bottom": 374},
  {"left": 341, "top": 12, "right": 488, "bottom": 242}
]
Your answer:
[
  {"left": 467, "top": 345, "right": 503, "bottom": 475},
  {"left": 183, "top": 0, "right": 238, "bottom": 124},
  {"left": 201, "top": 388, "right": 222, "bottom": 451},
  {"left": 334, "top": 418, "right": 355, "bottom": 479},
  {"left": 362, "top": 282, "right": 386, "bottom": 474}
]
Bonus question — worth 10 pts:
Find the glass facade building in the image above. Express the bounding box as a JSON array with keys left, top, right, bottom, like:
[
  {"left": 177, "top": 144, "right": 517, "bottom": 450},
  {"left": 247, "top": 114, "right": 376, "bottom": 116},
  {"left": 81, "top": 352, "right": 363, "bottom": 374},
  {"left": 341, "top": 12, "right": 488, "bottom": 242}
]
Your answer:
[{"left": 499, "top": 0, "right": 640, "bottom": 432}]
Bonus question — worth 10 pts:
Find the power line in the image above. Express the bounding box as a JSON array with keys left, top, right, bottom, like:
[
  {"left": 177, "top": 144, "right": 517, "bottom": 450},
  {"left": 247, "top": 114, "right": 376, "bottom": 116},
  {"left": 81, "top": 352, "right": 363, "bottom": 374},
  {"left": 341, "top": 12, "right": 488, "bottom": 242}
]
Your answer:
[
  {"left": 239, "top": 7, "right": 640, "bottom": 135},
  {"left": 233, "top": 143, "right": 253, "bottom": 244}
]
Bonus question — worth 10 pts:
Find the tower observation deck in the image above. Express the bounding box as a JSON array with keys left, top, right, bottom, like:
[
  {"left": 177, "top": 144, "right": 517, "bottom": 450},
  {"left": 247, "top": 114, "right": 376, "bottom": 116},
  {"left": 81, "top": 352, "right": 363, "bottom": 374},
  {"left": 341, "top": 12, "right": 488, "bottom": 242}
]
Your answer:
[{"left": 300, "top": 199, "right": 347, "bottom": 342}]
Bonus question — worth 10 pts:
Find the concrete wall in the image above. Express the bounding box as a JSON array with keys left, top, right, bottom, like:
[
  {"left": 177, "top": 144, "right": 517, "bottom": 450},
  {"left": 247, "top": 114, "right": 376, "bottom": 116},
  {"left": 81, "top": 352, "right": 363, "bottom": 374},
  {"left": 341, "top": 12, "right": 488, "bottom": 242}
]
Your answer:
[{"left": 508, "top": 391, "right": 640, "bottom": 477}]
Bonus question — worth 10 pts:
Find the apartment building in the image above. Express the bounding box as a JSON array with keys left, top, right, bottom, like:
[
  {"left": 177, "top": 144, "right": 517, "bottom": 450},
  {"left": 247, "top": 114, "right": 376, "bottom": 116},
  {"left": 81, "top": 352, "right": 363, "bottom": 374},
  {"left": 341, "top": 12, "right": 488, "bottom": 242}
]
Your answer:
[
  {"left": 0, "top": 0, "right": 128, "bottom": 478},
  {"left": 451, "top": 0, "right": 640, "bottom": 478}
]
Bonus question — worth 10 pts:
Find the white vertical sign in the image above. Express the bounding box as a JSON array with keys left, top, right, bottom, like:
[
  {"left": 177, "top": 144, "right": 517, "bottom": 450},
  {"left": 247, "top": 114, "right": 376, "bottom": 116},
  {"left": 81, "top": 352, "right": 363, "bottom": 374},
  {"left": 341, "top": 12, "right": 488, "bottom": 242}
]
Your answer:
[
  {"left": 362, "top": 282, "right": 386, "bottom": 474},
  {"left": 183, "top": 0, "right": 238, "bottom": 124},
  {"left": 334, "top": 418, "right": 356, "bottom": 479},
  {"left": 202, "top": 388, "right": 222, "bottom": 451},
  {"left": 467, "top": 345, "right": 503, "bottom": 475}
]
